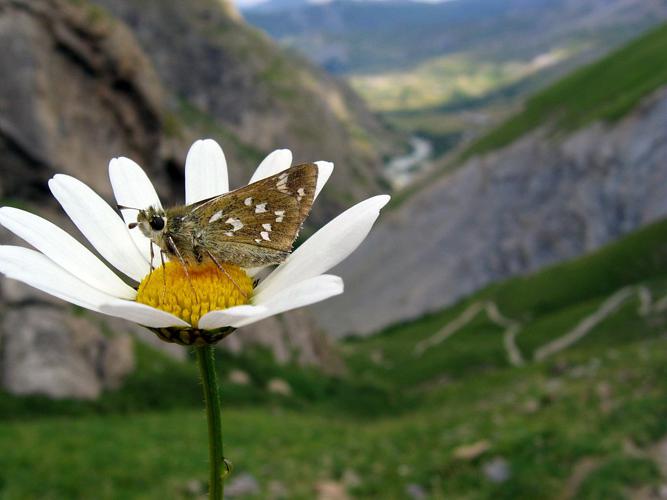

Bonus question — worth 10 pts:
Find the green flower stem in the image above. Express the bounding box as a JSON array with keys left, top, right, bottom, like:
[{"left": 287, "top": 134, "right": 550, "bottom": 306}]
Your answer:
[{"left": 196, "top": 345, "right": 225, "bottom": 499}]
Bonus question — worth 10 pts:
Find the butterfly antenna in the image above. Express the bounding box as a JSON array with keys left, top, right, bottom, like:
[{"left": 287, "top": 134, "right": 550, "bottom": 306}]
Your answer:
[
  {"left": 206, "top": 250, "right": 249, "bottom": 300},
  {"left": 117, "top": 204, "right": 141, "bottom": 211}
]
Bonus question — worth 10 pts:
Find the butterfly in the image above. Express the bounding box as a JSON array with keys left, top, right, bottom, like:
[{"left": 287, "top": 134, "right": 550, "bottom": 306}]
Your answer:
[{"left": 127, "top": 163, "right": 318, "bottom": 272}]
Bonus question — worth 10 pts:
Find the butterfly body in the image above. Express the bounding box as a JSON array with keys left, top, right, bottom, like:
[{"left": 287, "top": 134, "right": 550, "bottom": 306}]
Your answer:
[{"left": 134, "top": 163, "right": 318, "bottom": 269}]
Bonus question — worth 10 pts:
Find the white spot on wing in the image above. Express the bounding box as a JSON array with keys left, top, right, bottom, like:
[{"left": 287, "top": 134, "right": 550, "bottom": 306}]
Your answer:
[
  {"left": 260, "top": 231, "right": 271, "bottom": 241},
  {"left": 255, "top": 203, "right": 267, "bottom": 213},
  {"left": 297, "top": 187, "right": 305, "bottom": 201},
  {"left": 209, "top": 211, "right": 224, "bottom": 223},
  {"left": 276, "top": 173, "right": 290, "bottom": 193},
  {"left": 224, "top": 231, "right": 234, "bottom": 237},
  {"left": 244, "top": 197, "right": 253, "bottom": 206},
  {"left": 262, "top": 223, "right": 272, "bottom": 232},
  {"left": 225, "top": 217, "right": 244, "bottom": 231},
  {"left": 255, "top": 238, "right": 262, "bottom": 244},
  {"left": 274, "top": 210, "right": 285, "bottom": 223}
]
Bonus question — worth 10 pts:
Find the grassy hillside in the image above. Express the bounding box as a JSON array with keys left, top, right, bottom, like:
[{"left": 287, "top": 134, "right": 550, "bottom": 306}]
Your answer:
[
  {"left": 461, "top": 22, "right": 667, "bottom": 161},
  {"left": 346, "top": 215, "right": 667, "bottom": 384},
  {"left": 3, "top": 219, "right": 667, "bottom": 497}
]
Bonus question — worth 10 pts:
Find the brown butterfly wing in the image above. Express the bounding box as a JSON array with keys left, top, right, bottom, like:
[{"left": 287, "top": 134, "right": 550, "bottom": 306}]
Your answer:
[{"left": 189, "top": 163, "right": 318, "bottom": 267}]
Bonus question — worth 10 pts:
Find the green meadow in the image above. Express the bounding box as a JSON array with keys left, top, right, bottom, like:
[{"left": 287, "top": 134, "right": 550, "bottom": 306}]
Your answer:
[{"left": 3, "top": 217, "right": 667, "bottom": 499}]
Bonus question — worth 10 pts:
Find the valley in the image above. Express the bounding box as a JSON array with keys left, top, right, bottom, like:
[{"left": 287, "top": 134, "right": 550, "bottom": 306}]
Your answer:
[
  {"left": 246, "top": 0, "right": 667, "bottom": 160},
  {"left": 2, "top": 2, "right": 667, "bottom": 498},
  {"left": 314, "top": 23, "right": 667, "bottom": 337}
]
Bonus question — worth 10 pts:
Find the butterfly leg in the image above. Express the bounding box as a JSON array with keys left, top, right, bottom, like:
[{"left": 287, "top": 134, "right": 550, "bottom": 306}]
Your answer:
[
  {"left": 206, "top": 250, "right": 249, "bottom": 300},
  {"left": 143, "top": 241, "right": 157, "bottom": 288},
  {"left": 167, "top": 235, "right": 198, "bottom": 298},
  {"left": 149, "top": 241, "right": 157, "bottom": 275},
  {"left": 160, "top": 249, "right": 168, "bottom": 298}
]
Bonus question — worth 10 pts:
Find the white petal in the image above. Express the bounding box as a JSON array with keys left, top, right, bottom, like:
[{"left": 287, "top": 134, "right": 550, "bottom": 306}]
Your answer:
[
  {"left": 185, "top": 139, "right": 229, "bottom": 204},
  {"left": 249, "top": 153, "right": 332, "bottom": 200},
  {"left": 0, "top": 207, "right": 136, "bottom": 299},
  {"left": 198, "top": 304, "right": 268, "bottom": 330},
  {"left": 246, "top": 266, "right": 268, "bottom": 277},
  {"left": 49, "top": 175, "right": 150, "bottom": 281},
  {"left": 232, "top": 275, "right": 343, "bottom": 328},
  {"left": 109, "top": 157, "right": 163, "bottom": 267},
  {"left": 314, "top": 161, "right": 333, "bottom": 200},
  {"left": 99, "top": 301, "right": 190, "bottom": 328},
  {"left": 0, "top": 248, "right": 180, "bottom": 326},
  {"left": 0, "top": 246, "right": 120, "bottom": 312},
  {"left": 249, "top": 149, "right": 292, "bottom": 184},
  {"left": 255, "top": 195, "right": 390, "bottom": 299},
  {"left": 108, "top": 157, "right": 162, "bottom": 212}
]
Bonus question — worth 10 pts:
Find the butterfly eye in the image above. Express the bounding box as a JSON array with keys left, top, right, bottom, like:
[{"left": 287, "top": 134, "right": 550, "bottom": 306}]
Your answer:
[{"left": 149, "top": 216, "right": 165, "bottom": 231}]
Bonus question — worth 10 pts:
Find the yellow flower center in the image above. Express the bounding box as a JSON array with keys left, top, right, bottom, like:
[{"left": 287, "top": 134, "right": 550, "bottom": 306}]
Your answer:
[{"left": 136, "top": 261, "right": 253, "bottom": 327}]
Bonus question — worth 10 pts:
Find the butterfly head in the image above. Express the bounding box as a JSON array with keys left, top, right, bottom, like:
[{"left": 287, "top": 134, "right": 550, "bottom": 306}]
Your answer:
[{"left": 131, "top": 206, "right": 168, "bottom": 241}]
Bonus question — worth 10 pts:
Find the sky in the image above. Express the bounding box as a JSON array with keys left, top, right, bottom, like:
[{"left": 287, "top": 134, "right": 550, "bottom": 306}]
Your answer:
[{"left": 235, "top": 0, "right": 459, "bottom": 10}]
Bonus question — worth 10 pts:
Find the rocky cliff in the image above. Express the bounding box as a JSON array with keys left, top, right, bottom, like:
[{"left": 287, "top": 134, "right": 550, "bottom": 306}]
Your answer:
[
  {"left": 90, "top": 0, "right": 400, "bottom": 223},
  {"left": 0, "top": 0, "right": 366, "bottom": 397},
  {"left": 314, "top": 86, "right": 667, "bottom": 336},
  {"left": 0, "top": 0, "right": 168, "bottom": 203}
]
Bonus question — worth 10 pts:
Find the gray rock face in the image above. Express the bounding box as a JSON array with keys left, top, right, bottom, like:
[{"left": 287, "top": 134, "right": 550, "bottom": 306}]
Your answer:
[
  {"left": 0, "top": 0, "right": 168, "bottom": 202},
  {"left": 315, "top": 87, "right": 667, "bottom": 337},
  {"left": 1, "top": 306, "right": 134, "bottom": 399}
]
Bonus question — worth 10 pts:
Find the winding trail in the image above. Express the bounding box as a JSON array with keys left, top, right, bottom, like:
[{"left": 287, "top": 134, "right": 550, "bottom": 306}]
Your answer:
[
  {"left": 414, "top": 301, "right": 523, "bottom": 365},
  {"left": 415, "top": 285, "right": 667, "bottom": 366}
]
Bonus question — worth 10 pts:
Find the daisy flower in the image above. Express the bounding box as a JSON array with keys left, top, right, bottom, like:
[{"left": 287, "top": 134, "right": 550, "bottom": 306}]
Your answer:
[{"left": 0, "top": 139, "right": 389, "bottom": 345}]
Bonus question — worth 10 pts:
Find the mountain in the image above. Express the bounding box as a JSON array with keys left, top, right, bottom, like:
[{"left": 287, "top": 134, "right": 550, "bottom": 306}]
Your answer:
[
  {"left": 313, "top": 23, "right": 667, "bottom": 336},
  {"left": 242, "top": 0, "right": 312, "bottom": 13},
  {"left": 244, "top": 0, "right": 667, "bottom": 75},
  {"left": 246, "top": 0, "right": 667, "bottom": 162}
]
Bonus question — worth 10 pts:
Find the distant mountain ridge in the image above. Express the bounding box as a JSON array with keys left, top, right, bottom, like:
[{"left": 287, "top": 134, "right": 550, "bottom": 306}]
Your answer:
[
  {"left": 245, "top": 0, "right": 667, "bottom": 74},
  {"left": 313, "top": 23, "right": 667, "bottom": 337},
  {"left": 242, "top": 0, "right": 460, "bottom": 13}
]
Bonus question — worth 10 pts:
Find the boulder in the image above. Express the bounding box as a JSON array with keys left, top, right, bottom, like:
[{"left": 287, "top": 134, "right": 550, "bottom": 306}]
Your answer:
[{"left": 1, "top": 306, "right": 134, "bottom": 399}]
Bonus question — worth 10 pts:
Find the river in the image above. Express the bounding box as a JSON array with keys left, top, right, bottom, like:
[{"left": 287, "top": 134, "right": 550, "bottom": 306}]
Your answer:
[{"left": 384, "top": 136, "right": 433, "bottom": 189}]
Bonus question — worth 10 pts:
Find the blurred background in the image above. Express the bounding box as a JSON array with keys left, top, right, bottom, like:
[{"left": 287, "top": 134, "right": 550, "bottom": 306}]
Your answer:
[{"left": 1, "top": 0, "right": 667, "bottom": 498}]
